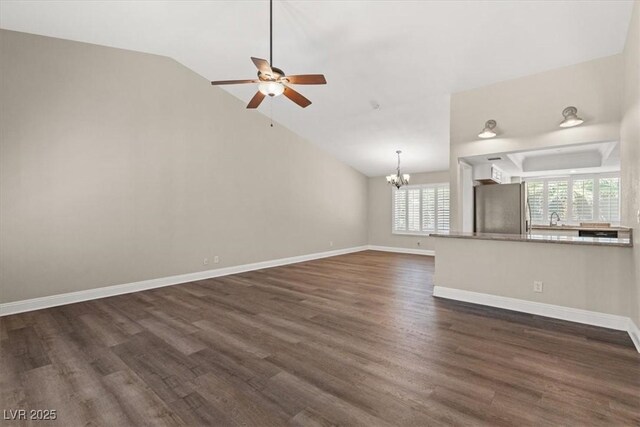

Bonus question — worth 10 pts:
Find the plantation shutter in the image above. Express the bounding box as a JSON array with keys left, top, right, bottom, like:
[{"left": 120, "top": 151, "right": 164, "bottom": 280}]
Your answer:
[
  {"left": 407, "top": 189, "right": 421, "bottom": 232},
  {"left": 436, "top": 186, "right": 450, "bottom": 232},
  {"left": 572, "top": 178, "right": 594, "bottom": 222},
  {"left": 392, "top": 184, "right": 449, "bottom": 233},
  {"left": 598, "top": 177, "right": 620, "bottom": 222},
  {"left": 421, "top": 187, "right": 436, "bottom": 231},
  {"left": 526, "top": 181, "right": 545, "bottom": 224},
  {"left": 526, "top": 174, "right": 620, "bottom": 225},
  {"left": 393, "top": 189, "right": 407, "bottom": 231},
  {"left": 547, "top": 179, "right": 568, "bottom": 222}
]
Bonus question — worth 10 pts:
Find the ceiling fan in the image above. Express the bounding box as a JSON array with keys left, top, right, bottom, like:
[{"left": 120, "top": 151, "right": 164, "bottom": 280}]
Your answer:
[{"left": 211, "top": 0, "right": 326, "bottom": 109}]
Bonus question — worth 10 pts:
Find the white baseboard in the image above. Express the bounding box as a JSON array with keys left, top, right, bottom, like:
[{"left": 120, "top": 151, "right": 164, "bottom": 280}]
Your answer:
[
  {"left": 0, "top": 245, "right": 368, "bottom": 317},
  {"left": 367, "top": 245, "right": 435, "bottom": 256},
  {"left": 433, "top": 286, "right": 640, "bottom": 353}
]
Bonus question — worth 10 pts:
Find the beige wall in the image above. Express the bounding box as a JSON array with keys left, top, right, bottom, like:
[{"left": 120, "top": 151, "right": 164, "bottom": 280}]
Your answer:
[
  {"left": 449, "top": 54, "right": 623, "bottom": 231},
  {"left": 0, "top": 30, "right": 368, "bottom": 303},
  {"left": 621, "top": 1, "right": 640, "bottom": 327},
  {"left": 367, "top": 171, "right": 449, "bottom": 251}
]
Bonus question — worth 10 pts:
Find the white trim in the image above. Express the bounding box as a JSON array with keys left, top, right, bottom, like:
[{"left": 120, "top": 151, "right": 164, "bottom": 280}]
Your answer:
[
  {"left": 0, "top": 246, "right": 368, "bottom": 317},
  {"left": 432, "top": 286, "right": 628, "bottom": 330},
  {"left": 367, "top": 245, "right": 435, "bottom": 256},
  {"left": 433, "top": 286, "right": 639, "bottom": 353}
]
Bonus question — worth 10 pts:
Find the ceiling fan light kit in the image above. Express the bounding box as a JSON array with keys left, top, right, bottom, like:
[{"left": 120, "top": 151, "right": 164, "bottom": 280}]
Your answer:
[
  {"left": 211, "top": 0, "right": 326, "bottom": 109},
  {"left": 258, "top": 81, "right": 285, "bottom": 97}
]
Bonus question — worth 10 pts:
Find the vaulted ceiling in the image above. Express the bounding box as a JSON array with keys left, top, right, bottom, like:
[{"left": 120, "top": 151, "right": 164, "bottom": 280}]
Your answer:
[{"left": 0, "top": 1, "right": 634, "bottom": 176}]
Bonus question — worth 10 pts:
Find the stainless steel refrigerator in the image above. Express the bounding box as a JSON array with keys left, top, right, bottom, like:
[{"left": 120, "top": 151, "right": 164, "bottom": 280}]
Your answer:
[{"left": 474, "top": 183, "right": 527, "bottom": 234}]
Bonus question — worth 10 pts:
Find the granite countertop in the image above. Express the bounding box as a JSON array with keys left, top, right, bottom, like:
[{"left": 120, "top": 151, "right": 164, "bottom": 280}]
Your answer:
[
  {"left": 531, "top": 225, "right": 631, "bottom": 232},
  {"left": 429, "top": 231, "right": 633, "bottom": 247}
]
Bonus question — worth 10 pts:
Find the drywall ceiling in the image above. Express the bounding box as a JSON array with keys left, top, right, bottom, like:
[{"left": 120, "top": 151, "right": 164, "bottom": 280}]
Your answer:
[{"left": 0, "top": 1, "right": 633, "bottom": 176}]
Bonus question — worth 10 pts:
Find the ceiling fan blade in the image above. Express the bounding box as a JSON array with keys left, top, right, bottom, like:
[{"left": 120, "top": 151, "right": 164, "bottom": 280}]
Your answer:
[
  {"left": 251, "top": 57, "right": 273, "bottom": 78},
  {"left": 284, "top": 74, "right": 327, "bottom": 85},
  {"left": 211, "top": 79, "right": 260, "bottom": 85},
  {"left": 246, "top": 91, "right": 266, "bottom": 109},
  {"left": 283, "top": 86, "right": 312, "bottom": 108}
]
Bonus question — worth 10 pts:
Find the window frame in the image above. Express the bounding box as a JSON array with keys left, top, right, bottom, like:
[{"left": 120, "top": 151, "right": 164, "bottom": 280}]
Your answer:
[
  {"left": 391, "top": 183, "right": 450, "bottom": 236},
  {"left": 524, "top": 172, "right": 620, "bottom": 225}
]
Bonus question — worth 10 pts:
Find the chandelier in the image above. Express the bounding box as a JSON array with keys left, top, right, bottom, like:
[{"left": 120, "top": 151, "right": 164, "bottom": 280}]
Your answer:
[{"left": 386, "top": 150, "right": 410, "bottom": 189}]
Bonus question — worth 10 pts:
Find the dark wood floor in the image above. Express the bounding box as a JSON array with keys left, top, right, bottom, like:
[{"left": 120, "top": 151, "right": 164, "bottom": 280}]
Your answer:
[{"left": 1, "top": 250, "right": 639, "bottom": 426}]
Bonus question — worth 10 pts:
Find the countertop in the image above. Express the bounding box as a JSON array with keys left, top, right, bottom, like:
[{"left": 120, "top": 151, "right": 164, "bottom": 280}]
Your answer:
[{"left": 429, "top": 231, "right": 632, "bottom": 247}]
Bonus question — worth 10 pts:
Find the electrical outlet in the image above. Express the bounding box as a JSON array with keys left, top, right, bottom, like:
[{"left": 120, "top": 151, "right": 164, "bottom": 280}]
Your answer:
[
  {"left": 214, "top": 256, "right": 219, "bottom": 264},
  {"left": 203, "top": 258, "right": 209, "bottom": 265},
  {"left": 533, "top": 281, "right": 543, "bottom": 293},
  {"left": 329, "top": 241, "right": 334, "bottom": 247}
]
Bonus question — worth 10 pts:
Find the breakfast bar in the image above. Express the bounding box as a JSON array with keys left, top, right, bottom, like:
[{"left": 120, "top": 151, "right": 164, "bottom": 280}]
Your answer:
[{"left": 430, "top": 230, "right": 635, "bottom": 330}]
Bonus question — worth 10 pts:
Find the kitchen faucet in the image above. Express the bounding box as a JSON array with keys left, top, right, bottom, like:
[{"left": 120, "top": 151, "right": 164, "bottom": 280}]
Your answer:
[{"left": 549, "top": 211, "right": 560, "bottom": 226}]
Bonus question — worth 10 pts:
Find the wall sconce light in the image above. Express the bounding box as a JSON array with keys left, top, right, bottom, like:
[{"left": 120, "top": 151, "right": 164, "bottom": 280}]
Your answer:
[
  {"left": 478, "top": 120, "right": 497, "bottom": 139},
  {"left": 559, "top": 106, "right": 583, "bottom": 128}
]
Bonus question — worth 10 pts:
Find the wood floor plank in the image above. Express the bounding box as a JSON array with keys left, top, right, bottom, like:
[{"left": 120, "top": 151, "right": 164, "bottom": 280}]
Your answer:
[
  {"left": 266, "top": 371, "right": 393, "bottom": 427},
  {"left": 192, "top": 372, "right": 290, "bottom": 426},
  {"left": 22, "top": 339, "right": 133, "bottom": 427},
  {"left": 0, "top": 251, "right": 638, "bottom": 426},
  {"left": 0, "top": 337, "right": 29, "bottom": 422},
  {"left": 138, "top": 316, "right": 206, "bottom": 356},
  {"left": 6, "top": 326, "right": 51, "bottom": 372},
  {"left": 101, "top": 370, "right": 185, "bottom": 426},
  {"left": 290, "top": 407, "right": 336, "bottom": 427}
]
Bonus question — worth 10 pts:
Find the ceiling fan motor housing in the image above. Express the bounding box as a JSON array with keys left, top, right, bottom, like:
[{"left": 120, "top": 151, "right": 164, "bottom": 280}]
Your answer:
[{"left": 259, "top": 66, "right": 285, "bottom": 81}]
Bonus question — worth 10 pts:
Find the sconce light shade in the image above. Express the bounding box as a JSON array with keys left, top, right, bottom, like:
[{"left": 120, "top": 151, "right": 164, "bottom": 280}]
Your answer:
[
  {"left": 559, "top": 106, "right": 583, "bottom": 128},
  {"left": 478, "top": 120, "right": 497, "bottom": 139}
]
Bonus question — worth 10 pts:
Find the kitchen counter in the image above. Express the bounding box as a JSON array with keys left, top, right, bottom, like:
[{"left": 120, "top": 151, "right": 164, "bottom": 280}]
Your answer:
[
  {"left": 432, "top": 232, "right": 634, "bottom": 327},
  {"left": 531, "top": 225, "right": 631, "bottom": 232},
  {"left": 429, "top": 231, "right": 632, "bottom": 247}
]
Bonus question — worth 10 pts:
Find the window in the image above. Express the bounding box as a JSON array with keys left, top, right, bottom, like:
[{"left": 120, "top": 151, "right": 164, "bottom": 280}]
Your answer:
[
  {"left": 525, "top": 173, "right": 620, "bottom": 225},
  {"left": 598, "top": 176, "right": 620, "bottom": 223},
  {"left": 393, "top": 183, "right": 450, "bottom": 234}
]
